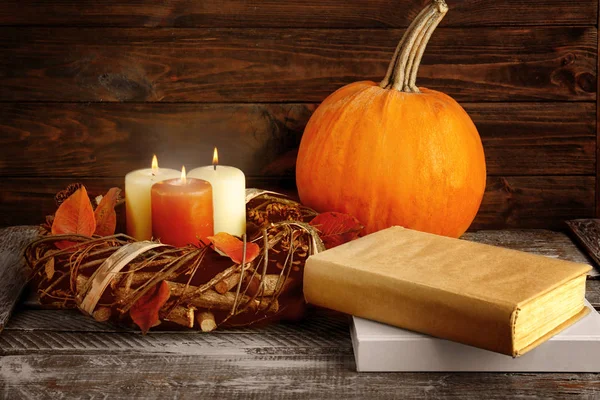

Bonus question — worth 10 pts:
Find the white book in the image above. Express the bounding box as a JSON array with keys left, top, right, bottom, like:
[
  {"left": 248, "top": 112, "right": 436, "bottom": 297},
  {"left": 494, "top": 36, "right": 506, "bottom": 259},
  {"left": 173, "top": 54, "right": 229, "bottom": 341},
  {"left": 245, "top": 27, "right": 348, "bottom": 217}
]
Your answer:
[{"left": 351, "top": 300, "right": 600, "bottom": 372}]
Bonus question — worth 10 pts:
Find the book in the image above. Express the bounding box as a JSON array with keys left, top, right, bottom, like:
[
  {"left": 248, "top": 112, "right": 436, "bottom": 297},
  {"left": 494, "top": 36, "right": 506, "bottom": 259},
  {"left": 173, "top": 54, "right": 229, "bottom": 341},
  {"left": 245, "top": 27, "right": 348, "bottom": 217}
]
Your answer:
[
  {"left": 304, "top": 226, "right": 591, "bottom": 356},
  {"left": 351, "top": 300, "right": 600, "bottom": 372}
]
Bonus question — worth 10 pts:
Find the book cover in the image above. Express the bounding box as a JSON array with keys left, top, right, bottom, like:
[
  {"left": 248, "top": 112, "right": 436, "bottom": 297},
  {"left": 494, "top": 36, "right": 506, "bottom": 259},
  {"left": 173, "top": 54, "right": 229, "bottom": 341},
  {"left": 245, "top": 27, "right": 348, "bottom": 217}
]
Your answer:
[{"left": 351, "top": 301, "right": 600, "bottom": 372}]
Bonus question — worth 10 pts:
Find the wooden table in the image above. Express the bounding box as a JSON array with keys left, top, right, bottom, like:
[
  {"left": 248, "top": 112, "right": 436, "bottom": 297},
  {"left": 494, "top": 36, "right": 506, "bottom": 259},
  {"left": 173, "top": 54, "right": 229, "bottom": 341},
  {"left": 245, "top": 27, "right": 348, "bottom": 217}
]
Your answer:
[{"left": 1, "top": 228, "right": 599, "bottom": 399}]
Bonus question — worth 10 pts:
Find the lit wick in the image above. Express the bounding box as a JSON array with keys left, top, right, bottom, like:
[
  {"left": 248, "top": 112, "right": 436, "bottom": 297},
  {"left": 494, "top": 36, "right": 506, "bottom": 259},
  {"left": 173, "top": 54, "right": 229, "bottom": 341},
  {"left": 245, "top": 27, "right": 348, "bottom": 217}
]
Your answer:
[
  {"left": 151, "top": 154, "right": 159, "bottom": 176},
  {"left": 180, "top": 166, "right": 187, "bottom": 184},
  {"left": 213, "top": 147, "right": 219, "bottom": 171}
]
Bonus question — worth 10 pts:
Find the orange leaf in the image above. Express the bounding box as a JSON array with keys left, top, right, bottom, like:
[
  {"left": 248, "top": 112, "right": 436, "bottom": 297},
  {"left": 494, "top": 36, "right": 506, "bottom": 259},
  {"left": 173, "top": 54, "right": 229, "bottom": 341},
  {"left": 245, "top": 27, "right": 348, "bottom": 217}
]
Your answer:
[
  {"left": 94, "top": 187, "right": 121, "bottom": 236},
  {"left": 208, "top": 232, "right": 260, "bottom": 264},
  {"left": 51, "top": 186, "right": 96, "bottom": 249},
  {"left": 310, "top": 212, "right": 363, "bottom": 249},
  {"left": 130, "top": 281, "right": 171, "bottom": 334}
]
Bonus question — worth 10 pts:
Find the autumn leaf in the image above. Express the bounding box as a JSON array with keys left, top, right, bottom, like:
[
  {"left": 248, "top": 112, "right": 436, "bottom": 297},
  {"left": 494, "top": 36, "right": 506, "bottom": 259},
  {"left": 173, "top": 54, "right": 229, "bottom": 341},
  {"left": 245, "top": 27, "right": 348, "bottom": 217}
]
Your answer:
[
  {"left": 208, "top": 232, "right": 260, "bottom": 264},
  {"left": 309, "top": 212, "right": 363, "bottom": 249},
  {"left": 130, "top": 281, "right": 171, "bottom": 334},
  {"left": 44, "top": 258, "right": 55, "bottom": 280},
  {"left": 51, "top": 186, "right": 96, "bottom": 249},
  {"left": 94, "top": 187, "right": 121, "bottom": 236}
]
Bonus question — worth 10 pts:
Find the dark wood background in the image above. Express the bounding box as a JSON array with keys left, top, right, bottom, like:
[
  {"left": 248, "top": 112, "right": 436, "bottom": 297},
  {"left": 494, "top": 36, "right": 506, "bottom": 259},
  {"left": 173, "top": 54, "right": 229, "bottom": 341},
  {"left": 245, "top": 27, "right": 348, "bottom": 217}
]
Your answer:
[{"left": 0, "top": 0, "right": 597, "bottom": 230}]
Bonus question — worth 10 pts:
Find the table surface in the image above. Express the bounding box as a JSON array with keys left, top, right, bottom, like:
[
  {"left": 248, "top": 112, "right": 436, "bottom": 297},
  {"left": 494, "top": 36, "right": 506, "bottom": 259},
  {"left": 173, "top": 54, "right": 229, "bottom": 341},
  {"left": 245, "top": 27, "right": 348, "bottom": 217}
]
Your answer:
[{"left": 1, "top": 228, "right": 600, "bottom": 399}]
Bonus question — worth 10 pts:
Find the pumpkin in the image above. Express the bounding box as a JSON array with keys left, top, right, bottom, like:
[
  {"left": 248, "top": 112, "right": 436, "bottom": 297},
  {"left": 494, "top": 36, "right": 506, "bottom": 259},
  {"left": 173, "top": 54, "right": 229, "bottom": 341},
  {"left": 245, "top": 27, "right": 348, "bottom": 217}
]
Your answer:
[{"left": 296, "top": 0, "right": 486, "bottom": 238}]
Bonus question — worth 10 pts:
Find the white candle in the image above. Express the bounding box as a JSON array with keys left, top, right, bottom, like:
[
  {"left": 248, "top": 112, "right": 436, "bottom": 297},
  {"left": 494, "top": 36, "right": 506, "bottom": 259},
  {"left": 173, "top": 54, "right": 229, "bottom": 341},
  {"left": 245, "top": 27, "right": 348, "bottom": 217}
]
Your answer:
[
  {"left": 188, "top": 148, "right": 246, "bottom": 237},
  {"left": 125, "top": 155, "right": 180, "bottom": 241}
]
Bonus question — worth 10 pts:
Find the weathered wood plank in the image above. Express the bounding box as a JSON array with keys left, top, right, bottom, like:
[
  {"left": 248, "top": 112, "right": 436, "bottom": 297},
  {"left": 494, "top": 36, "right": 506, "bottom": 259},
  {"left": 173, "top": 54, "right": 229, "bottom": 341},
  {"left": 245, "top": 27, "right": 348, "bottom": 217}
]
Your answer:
[
  {"left": 1, "top": 354, "right": 599, "bottom": 399},
  {"left": 0, "top": 0, "right": 595, "bottom": 28},
  {"left": 0, "top": 176, "right": 594, "bottom": 229},
  {"left": 0, "top": 308, "right": 351, "bottom": 356},
  {"left": 0, "top": 228, "right": 597, "bottom": 398},
  {"left": 0, "top": 227, "right": 38, "bottom": 332},
  {"left": 596, "top": 26, "right": 600, "bottom": 218},
  {"left": 471, "top": 103, "right": 596, "bottom": 176},
  {"left": 0, "top": 326, "right": 352, "bottom": 356},
  {"left": 4, "top": 306, "right": 347, "bottom": 332},
  {"left": 464, "top": 229, "right": 598, "bottom": 277},
  {"left": 0, "top": 102, "right": 594, "bottom": 178},
  {"left": 472, "top": 176, "right": 595, "bottom": 230},
  {"left": 0, "top": 103, "right": 313, "bottom": 179},
  {"left": 587, "top": 280, "right": 600, "bottom": 309},
  {"left": 463, "top": 229, "right": 595, "bottom": 266},
  {"left": 0, "top": 27, "right": 595, "bottom": 102}
]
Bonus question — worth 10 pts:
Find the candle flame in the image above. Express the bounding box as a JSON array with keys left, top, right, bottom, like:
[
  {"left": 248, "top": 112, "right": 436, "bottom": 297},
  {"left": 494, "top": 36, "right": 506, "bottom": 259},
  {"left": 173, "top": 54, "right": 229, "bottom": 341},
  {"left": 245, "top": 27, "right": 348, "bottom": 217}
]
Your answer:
[
  {"left": 213, "top": 147, "right": 219, "bottom": 169},
  {"left": 181, "top": 166, "right": 187, "bottom": 184},
  {"left": 151, "top": 154, "right": 159, "bottom": 174}
]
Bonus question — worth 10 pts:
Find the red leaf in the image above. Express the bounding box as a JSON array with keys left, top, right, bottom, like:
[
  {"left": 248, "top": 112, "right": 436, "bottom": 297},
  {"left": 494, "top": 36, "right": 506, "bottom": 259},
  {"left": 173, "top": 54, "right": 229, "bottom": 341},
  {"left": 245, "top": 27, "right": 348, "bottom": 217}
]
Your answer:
[
  {"left": 310, "top": 212, "right": 363, "bottom": 249},
  {"left": 51, "top": 186, "right": 96, "bottom": 249},
  {"left": 208, "top": 232, "right": 260, "bottom": 264},
  {"left": 94, "top": 187, "right": 121, "bottom": 236},
  {"left": 130, "top": 281, "right": 171, "bottom": 334}
]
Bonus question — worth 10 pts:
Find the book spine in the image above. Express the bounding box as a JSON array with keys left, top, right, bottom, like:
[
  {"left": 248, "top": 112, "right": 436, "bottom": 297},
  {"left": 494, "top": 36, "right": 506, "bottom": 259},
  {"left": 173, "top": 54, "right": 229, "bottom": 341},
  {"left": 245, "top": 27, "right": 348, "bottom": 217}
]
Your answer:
[{"left": 304, "top": 258, "right": 516, "bottom": 355}]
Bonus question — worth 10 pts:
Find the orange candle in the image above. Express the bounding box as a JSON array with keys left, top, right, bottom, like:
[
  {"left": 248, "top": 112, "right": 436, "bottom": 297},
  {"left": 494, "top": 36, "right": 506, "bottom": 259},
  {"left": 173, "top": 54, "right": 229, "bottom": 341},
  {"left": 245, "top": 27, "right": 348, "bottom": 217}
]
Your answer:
[{"left": 151, "top": 167, "right": 214, "bottom": 247}]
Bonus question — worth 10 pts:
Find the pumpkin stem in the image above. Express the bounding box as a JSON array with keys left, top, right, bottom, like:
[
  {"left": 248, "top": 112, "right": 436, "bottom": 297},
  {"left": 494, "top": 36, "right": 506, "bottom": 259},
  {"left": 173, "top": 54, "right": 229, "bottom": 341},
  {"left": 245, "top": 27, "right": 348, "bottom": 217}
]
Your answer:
[
  {"left": 379, "top": 0, "right": 448, "bottom": 93},
  {"left": 379, "top": 5, "right": 431, "bottom": 89}
]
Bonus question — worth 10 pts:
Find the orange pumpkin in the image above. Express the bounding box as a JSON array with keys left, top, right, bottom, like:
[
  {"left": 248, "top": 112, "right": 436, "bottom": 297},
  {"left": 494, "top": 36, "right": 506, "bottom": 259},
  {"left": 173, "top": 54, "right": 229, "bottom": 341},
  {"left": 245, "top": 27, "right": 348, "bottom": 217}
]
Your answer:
[{"left": 296, "top": 0, "right": 486, "bottom": 238}]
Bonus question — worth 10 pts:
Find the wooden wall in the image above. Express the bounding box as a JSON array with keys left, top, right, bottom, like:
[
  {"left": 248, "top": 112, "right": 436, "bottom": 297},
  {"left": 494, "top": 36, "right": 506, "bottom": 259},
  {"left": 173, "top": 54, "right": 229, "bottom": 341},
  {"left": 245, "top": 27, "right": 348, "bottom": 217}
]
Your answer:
[{"left": 0, "top": 0, "right": 597, "bottom": 230}]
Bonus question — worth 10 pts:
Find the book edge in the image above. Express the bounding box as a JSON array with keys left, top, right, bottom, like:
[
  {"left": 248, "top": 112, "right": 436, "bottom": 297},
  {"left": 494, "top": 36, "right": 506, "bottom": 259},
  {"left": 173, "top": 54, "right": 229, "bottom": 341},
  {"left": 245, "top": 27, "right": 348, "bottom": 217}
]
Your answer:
[
  {"left": 349, "top": 319, "right": 362, "bottom": 372},
  {"left": 516, "top": 270, "right": 591, "bottom": 309},
  {"left": 515, "top": 305, "right": 591, "bottom": 356}
]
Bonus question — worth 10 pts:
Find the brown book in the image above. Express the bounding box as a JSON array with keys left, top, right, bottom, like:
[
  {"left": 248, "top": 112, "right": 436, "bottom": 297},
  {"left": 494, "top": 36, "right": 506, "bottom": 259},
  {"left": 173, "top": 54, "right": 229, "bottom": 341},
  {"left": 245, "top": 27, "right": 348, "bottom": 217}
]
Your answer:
[{"left": 304, "top": 226, "right": 591, "bottom": 356}]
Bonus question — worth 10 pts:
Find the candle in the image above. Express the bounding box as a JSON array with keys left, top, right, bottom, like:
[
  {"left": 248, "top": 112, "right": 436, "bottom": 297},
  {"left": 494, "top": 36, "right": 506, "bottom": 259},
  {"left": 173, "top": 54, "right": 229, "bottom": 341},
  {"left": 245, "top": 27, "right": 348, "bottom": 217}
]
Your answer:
[
  {"left": 125, "top": 155, "right": 180, "bottom": 241},
  {"left": 151, "top": 167, "right": 214, "bottom": 247},
  {"left": 188, "top": 148, "right": 246, "bottom": 237}
]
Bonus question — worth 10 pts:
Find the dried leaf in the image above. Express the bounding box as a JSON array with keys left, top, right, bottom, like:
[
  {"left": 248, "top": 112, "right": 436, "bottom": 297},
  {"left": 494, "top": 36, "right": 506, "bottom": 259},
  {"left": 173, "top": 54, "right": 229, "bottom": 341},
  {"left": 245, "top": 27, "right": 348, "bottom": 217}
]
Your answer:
[
  {"left": 44, "top": 258, "right": 55, "bottom": 280},
  {"left": 208, "top": 232, "right": 260, "bottom": 264},
  {"left": 40, "top": 214, "right": 55, "bottom": 234},
  {"left": 310, "top": 212, "right": 363, "bottom": 249},
  {"left": 130, "top": 281, "right": 171, "bottom": 334},
  {"left": 51, "top": 186, "right": 96, "bottom": 249},
  {"left": 94, "top": 187, "right": 121, "bottom": 236}
]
